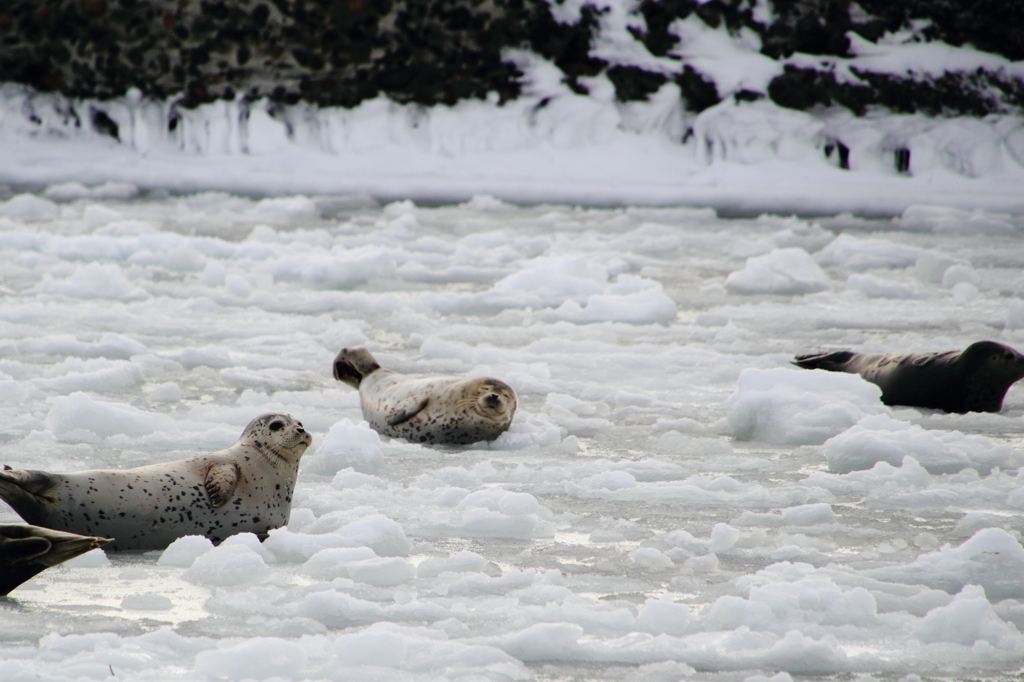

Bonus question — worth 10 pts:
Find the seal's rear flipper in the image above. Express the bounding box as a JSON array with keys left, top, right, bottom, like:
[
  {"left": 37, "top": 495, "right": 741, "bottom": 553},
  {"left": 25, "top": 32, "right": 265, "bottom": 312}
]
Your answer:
[
  {"left": 386, "top": 396, "right": 429, "bottom": 426},
  {"left": 0, "top": 469, "right": 58, "bottom": 524},
  {"left": 0, "top": 525, "right": 112, "bottom": 595},
  {"left": 792, "top": 351, "right": 855, "bottom": 371},
  {"left": 332, "top": 347, "right": 381, "bottom": 389}
]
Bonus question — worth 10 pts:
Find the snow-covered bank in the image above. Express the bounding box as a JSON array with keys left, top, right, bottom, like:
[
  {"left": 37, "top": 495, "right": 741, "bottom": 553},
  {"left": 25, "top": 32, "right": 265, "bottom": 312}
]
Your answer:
[
  {"left": 4, "top": 82, "right": 1024, "bottom": 215},
  {"left": 3, "top": 189, "right": 1024, "bottom": 679}
]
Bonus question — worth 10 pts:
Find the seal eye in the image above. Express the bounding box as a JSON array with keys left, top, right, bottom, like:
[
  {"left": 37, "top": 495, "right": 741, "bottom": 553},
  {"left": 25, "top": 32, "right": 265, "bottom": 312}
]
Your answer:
[{"left": 269, "top": 420, "right": 284, "bottom": 432}]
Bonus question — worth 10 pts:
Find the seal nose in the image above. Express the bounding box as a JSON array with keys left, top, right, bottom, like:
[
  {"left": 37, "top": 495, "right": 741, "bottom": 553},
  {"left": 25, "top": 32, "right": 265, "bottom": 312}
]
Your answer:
[{"left": 485, "top": 393, "right": 501, "bottom": 407}]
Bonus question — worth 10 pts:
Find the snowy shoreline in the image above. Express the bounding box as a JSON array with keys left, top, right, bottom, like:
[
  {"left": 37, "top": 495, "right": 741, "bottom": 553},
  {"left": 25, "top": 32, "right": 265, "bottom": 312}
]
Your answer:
[{"left": 4, "top": 82, "right": 1024, "bottom": 217}]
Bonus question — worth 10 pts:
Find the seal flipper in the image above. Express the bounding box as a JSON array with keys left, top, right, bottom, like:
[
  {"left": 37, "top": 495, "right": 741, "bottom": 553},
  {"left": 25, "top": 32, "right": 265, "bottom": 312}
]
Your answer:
[
  {"left": 0, "top": 469, "right": 60, "bottom": 525},
  {"left": 386, "top": 395, "right": 429, "bottom": 426},
  {"left": 1, "top": 536, "right": 50, "bottom": 563},
  {"left": 1, "top": 525, "right": 112, "bottom": 595},
  {"left": 793, "top": 351, "right": 856, "bottom": 371},
  {"left": 204, "top": 463, "right": 240, "bottom": 508},
  {"left": 333, "top": 347, "right": 382, "bottom": 390}
]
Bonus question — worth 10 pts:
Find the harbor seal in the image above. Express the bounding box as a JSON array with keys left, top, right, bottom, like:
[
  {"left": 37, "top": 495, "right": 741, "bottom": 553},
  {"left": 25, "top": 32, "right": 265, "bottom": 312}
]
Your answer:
[
  {"left": 0, "top": 524, "right": 111, "bottom": 595},
  {"left": 0, "top": 413, "right": 312, "bottom": 551},
  {"left": 793, "top": 340, "right": 1024, "bottom": 413},
  {"left": 333, "top": 347, "right": 517, "bottom": 444}
]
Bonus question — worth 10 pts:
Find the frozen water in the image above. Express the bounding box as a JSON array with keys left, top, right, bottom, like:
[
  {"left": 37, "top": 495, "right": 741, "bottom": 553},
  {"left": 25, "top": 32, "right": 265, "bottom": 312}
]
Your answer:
[{"left": 3, "top": 190, "right": 1024, "bottom": 682}]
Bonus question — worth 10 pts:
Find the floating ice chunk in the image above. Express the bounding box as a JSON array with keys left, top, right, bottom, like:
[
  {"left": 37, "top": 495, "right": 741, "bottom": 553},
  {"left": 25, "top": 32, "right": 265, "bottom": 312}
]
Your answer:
[
  {"left": 543, "top": 275, "right": 678, "bottom": 325},
  {"left": 329, "top": 623, "right": 527, "bottom": 676},
  {"left": 727, "top": 368, "right": 885, "bottom": 445},
  {"left": 584, "top": 470, "right": 638, "bottom": 491},
  {"left": 0, "top": 379, "right": 28, "bottom": 403},
  {"left": 194, "top": 637, "right": 307, "bottom": 681},
  {"left": 302, "top": 546, "right": 377, "bottom": 580},
  {"left": 21, "top": 332, "right": 148, "bottom": 359},
  {"left": 901, "top": 205, "right": 1015, "bottom": 235},
  {"left": 630, "top": 547, "right": 675, "bottom": 571},
  {"left": 709, "top": 523, "right": 742, "bottom": 554},
  {"left": 158, "top": 535, "right": 215, "bottom": 567},
  {"left": 250, "top": 195, "right": 320, "bottom": 221},
  {"left": 42, "top": 181, "right": 139, "bottom": 202},
  {"left": 726, "top": 248, "right": 830, "bottom": 295},
  {"left": 815, "top": 234, "right": 921, "bottom": 270},
  {"left": 264, "top": 513, "right": 412, "bottom": 562},
  {"left": 82, "top": 204, "right": 123, "bottom": 228},
  {"left": 822, "top": 414, "right": 1017, "bottom": 474},
  {"left": 494, "top": 622, "right": 585, "bottom": 661},
  {"left": 452, "top": 488, "right": 551, "bottom": 540},
  {"left": 46, "top": 391, "right": 178, "bottom": 438},
  {"left": 346, "top": 556, "right": 417, "bottom": 586},
  {"left": 913, "top": 253, "right": 958, "bottom": 283},
  {"left": 913, "top": 585, "right": 1021, "bottom": 648},
  {"left": 0, "top": 194, "right": 59, "bottom": 220},
  {"left": 304, "top": 419, "right": 383, "bottom": 475},
  {"left": 38, "top": 262, "right": 146, "bottom": 300},
  {"left": 636, "top": 594, "right": 691, "bottom": 636},
  {"left": 781, "top": 503, "right": 835, "bottom": 526},
  {"left": 183, "top": 543, "right": 270, "bottom": 586},
  {"left": 941, "top": 264, "right": 978, "bottom": 287},
  {"left": 865, "top": 528, "right": 1024, "bottom": 600},
  {"left": 464, "top": 194, "right": 516, "bottom": 211},
  {"left": 417, "top": 550, "right": 491, "bottom": 577},
  {"left": 35, "top": 358, "right": 143, "bottom": 393},
  {"left": 422, "top": 256, "right": 675, "bottom": 324},
  {"left": 147, "top": 381, "right": 182, "bottom": 401},
  {"left": 705, "top": 572, "right": 877, "bottom": 633}
]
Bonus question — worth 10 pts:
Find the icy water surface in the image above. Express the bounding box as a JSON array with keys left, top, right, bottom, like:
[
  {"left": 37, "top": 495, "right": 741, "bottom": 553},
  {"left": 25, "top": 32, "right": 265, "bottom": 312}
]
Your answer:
[{"left": 3, "top": 188, "right": 1024, "bottom": 681}]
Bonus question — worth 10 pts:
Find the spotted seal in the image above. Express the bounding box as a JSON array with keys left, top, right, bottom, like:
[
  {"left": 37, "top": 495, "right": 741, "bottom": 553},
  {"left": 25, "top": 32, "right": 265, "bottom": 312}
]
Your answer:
[
  {"left": 333, "top": 347, "right": 517, "bottom": 444},
  {"left": 0, "top": 524, "right": 111, "bottom": 595},
  {"left": 0, "top": 413, "right": 312, "bottom": 551},
  {"left": 793, "top": 340, "right": 1024, "bottom": 413}
]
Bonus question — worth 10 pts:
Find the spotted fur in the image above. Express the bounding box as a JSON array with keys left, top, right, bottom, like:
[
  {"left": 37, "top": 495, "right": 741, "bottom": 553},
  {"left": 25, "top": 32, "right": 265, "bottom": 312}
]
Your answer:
[
  {"left": 333, "top": 347, "right": 517, "bottom": 445},
  {"left": 793, "top": 340, "right": 1024, "bottom": 413},
  {"left": 0, "top": 413, "right": 312, "bottom": 551}
]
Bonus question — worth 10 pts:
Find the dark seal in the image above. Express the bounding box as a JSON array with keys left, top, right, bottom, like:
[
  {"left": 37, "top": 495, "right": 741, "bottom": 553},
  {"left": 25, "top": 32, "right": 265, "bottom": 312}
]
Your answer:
[
  {"left": 333, "top": 347, "right": 517, "bottom": 445},
  {"left": 793, "top": 340, "right": 1024, "bottom": 413},
  {"left": 1, "top": 524, "right": 110, "bottom": 595}
]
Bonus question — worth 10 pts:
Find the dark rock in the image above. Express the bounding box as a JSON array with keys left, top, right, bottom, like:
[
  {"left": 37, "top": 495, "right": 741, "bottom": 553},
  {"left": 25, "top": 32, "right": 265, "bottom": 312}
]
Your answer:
[
  {"left": 606, "top": 66, "right": 667, "bottom": 102},
  {"left": 0, "top": 0, "right": 1019, "bottom": 122},
  {"left": 90, "top": 107, "right": 119, "bottom": 140},
  {"left": 675, "top": 65, "right": 720, "bottom": 113}
]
